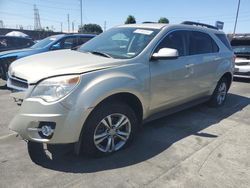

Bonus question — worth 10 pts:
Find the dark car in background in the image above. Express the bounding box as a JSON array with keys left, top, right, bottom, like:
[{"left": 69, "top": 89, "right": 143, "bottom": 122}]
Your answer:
[
  {"left": 0, "top": 34, "right": 96, "bottom": 80},
  {"left": 0, "top": 36, "right": 34, "bottom": 52},
  {"left": 231, "top": 34, "right": 250, "bottom": 78}
]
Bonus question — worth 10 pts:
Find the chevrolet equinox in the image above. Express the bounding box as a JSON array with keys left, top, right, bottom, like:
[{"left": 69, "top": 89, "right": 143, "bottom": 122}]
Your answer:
[{"left": 7, "top": 22, "right": 234, "bottom": 158}]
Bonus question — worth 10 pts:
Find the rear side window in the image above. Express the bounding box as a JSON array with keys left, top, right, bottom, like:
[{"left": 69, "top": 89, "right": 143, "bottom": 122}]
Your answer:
[
  {"left": 14, "top": 38, "right": 33, "bottom": 48},
  {"left": 189, "top": 31, "right": 219, "bottom": 55},
  {"left": 216, "top": 34, "right": 232, "bottom": 50}
]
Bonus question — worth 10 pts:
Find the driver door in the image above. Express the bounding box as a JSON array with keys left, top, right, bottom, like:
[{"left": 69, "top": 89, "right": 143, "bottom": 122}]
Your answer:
[{"left": 149, "top": 30, "right": 195, "bottom": 112}]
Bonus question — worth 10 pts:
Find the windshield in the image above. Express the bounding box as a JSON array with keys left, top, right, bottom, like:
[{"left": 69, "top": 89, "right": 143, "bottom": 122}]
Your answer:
[
  {"left": 78, "top": 27, "right": 160, "bottom": 59},
  {"left": 30, "top": 35, "right": 62, "bottom": 49},
  {"left": 232, "top": 46, "right": 250, "bottom": 54}
]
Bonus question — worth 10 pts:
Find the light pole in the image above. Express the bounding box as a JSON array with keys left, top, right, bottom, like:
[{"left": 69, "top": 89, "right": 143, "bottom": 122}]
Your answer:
[
  {"left": 67, "top": 14, "right": 70, "bottom": 33},
  {"left": 80, "top": 0, "right": 83, "bottom": 27},
  {"left": 233, "top": 0, "right": 241, "bottom": 36},
  {"left": 72, "top": 20, "right": 76, "bottom": 33}
]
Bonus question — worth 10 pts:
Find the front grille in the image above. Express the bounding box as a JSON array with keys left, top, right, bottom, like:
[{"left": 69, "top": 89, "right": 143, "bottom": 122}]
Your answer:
[
  {"left": 234, "top": 71, "right": 250, "bottom": 76},
  {"left": 235, "top": 62, "right": 250, "bottom": 66},
  {"left": 8, "top": 76, "right": 28, "bottom": 89}
]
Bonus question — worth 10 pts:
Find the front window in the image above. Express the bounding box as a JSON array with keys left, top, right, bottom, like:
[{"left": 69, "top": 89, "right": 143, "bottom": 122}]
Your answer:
[
  {"left": 78, "top": 27, "right": 160, "bottom": 59},
  {"left": 30, "top": 35, "right": 63, "bottom": 49}
]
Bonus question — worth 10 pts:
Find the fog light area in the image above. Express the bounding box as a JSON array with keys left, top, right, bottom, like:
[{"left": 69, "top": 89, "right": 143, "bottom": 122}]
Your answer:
[
  {"left": 38, "top": 122, "right": 56, "bottom": 139},
  {"left": 41, "top": 125, "right": 54, "bottom": 137}
]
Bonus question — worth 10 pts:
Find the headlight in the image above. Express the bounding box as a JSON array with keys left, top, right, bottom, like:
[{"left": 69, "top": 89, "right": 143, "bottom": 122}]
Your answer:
[{"left": 31, "top": 75, "right": 80, "bottom": 102}]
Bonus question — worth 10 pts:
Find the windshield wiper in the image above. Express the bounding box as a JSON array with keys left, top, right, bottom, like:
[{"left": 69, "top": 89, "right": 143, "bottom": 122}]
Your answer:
[{"left": 89, "top": 51, "right": 112, "bottom": 58}]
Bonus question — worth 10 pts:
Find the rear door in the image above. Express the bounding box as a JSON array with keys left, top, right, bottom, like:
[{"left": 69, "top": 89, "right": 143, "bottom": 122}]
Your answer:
[{"left": 187, "top": 31, "right": 220, "bottom": 94}]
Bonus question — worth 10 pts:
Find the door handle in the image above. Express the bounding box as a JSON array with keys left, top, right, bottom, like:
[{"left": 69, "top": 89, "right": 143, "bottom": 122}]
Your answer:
[{"left": 185, "top": 64, "right": 194, "bottom": 68}]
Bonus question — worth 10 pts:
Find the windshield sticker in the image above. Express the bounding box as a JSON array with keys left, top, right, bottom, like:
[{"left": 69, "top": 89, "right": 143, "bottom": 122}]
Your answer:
[{"left": 133, "top": 29, "right": 153, "bottom": 35}]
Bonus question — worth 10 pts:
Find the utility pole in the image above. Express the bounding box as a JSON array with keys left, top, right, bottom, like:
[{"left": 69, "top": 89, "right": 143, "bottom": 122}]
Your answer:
[
  {"left": 60, "top": 22, "right": 63, "bottom": 32},
  {"left": 72, "top": 22, "right": 75, "bottom": 33},
  {"left": 233, "top": 0, "right": 241, "bottom": 36},
  {"left": 104, "top": 21, "right": 107, "bottom": 31},
  {"left": 0, "top": 20, "right": 3, "bottom": 28},
  {"left": 34, "top": 4, "right": 42, "bottom": 30},
  {"left": 80, "top": 0, "right": 83, "bottom": 27},
  {"left": 67, "top": 14, "right": 70, "bottom": 33}
]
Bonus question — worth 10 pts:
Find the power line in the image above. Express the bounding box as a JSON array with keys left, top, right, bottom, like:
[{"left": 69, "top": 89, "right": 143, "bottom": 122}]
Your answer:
[
  {"left": 11, "top": 0, "right": 79, "bottom": 11},
  {"left": 0, "top": 11, "right": 61, "bottom": 23}
]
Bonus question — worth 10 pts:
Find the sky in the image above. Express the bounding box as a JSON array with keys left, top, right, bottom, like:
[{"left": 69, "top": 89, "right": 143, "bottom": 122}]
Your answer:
[{"left": 0, "top": 0, "right": 250, "bottom": 34}]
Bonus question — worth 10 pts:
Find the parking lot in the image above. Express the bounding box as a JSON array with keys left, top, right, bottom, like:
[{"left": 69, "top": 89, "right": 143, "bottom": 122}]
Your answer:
[{"left": 0, "top": 78, "right": 250, "bottom": 188}]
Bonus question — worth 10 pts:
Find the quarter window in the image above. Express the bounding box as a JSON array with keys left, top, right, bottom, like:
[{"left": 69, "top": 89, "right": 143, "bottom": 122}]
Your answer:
[{"left": 216, "top": 34, "right": 232, "bottom": 51}]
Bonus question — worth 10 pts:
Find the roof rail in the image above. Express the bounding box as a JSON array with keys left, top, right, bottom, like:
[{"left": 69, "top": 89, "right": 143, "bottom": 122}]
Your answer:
[{"left": 181, "top": 21, "right": 218, "bottom": 30}]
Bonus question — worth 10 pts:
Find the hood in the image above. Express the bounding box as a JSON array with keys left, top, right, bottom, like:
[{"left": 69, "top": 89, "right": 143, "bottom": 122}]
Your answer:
[
  {"left": 9, "top": 50, "right": 124, "bottom": 83},
  {"left": 0, "top": 48, "right": 42, "bottom": 59}
]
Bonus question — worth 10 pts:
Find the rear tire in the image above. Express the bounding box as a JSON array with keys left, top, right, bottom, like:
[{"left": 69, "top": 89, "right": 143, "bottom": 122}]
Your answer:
[
  {"left": 208, "top": 77, "right": 229, "bottom": 107},
  {"left": 79, "top": 102, "right": 138, "bottom": 157}
]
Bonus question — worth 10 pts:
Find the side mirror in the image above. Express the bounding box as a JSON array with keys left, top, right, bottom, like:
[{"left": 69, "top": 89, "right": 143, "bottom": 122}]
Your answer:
[{"left": 151, "top": 48, "right": 179, "bottom": 60}]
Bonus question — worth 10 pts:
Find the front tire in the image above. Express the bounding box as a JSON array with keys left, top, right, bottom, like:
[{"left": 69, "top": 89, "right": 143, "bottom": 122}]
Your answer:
[
  {"left": 208, "top": 77, "right": 229, "bottom": 107},
  {"left": 27, "top": 141, "right": 48, "bottom": 164},
  {"left": 80, "top": 102, "right": 138, "bottom": 157}
]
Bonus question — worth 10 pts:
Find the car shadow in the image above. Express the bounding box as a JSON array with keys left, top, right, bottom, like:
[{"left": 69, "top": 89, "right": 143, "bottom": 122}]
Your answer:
[{"left": 28, "top": 93, "right": 250, "bottom": 173}]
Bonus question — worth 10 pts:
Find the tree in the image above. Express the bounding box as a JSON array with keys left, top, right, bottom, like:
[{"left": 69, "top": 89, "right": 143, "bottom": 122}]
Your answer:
[
  {"left": 158, "top": 17, "right": 169, "bottom": 24},
  {"left": 78, "top": 24, "right": 103, "bottom": 34},
  {"left": 125, "top": 15, "right": 136, "bottom": 24}
]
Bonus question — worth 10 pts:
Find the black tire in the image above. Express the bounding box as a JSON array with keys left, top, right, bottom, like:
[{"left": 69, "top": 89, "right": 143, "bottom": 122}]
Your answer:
[
  {"left": 79, "top": 102, "right": 138, "bottom": 157},
  {"left": 208, "top": 77, "right": 229, "bottom": 107},
  {"left": 27, "top": 141, "right": 49, "bottom": 164},
  {"left": 0, "top": 66, "right": 5, "bottom": 80}
]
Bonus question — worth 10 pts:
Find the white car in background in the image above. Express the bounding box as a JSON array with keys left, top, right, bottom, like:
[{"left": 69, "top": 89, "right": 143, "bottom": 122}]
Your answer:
[{"left": 231, "top": 35, "right": 250, "bottom": 78}]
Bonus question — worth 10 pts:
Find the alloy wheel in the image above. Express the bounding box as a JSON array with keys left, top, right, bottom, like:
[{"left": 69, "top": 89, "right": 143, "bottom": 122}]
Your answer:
[
  {"left": 217, "top": 82, "right": 227, "bottom": 105},
  {"left": 93, "top": 113, "right": 131, "bottom": 153}
]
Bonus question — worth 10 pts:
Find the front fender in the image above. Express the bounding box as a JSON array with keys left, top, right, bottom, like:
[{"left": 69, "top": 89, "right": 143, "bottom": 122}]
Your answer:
[
  {"left": 77, "top": 71, "right": 149, "bottom": 114},
  {"left": 59, "top": 64, "right": 150, "bottom": 143}
]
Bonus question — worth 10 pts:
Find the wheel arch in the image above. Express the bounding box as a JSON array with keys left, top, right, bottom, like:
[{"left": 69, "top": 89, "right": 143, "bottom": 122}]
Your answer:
[
  {"left": 93, "top": 92, "right": 144, "bottom": 125},
  {"left": 74, "top": 92, "right": 144, "bottom": 155}
]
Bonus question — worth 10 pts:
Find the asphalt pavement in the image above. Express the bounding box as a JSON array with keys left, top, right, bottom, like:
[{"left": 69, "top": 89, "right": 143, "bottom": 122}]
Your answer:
[{"left": 0, "top": 78, "right": 250, "bottom": 188}]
